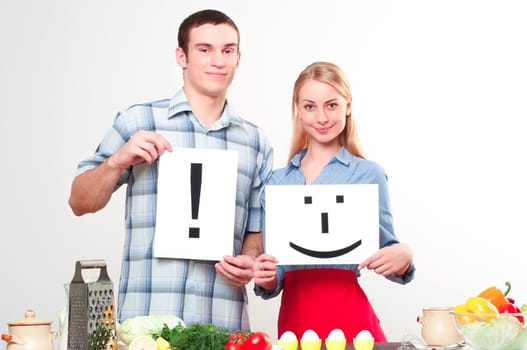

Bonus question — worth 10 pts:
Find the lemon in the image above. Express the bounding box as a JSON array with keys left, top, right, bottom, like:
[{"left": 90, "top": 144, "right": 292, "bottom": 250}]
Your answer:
[
  {"left": 129, "top": 335, "right": 156, "bottom": 350},
  {"left": 155, "top": 336, "right": 171, "bottom": 350}
]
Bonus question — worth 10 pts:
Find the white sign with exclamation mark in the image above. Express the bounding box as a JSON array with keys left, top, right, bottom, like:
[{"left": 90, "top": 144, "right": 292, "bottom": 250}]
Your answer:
[{"left": 154, "top": 147, "right": 238, "bottom": 261}]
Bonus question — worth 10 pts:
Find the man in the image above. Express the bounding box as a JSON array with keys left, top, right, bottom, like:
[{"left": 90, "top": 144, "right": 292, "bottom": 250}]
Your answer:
[{"left": 69, "top": 9, "right": 273, "bottom": 332}]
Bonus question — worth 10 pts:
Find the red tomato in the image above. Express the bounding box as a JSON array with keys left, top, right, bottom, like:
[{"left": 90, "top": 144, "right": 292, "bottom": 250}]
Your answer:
[
  {"left": 226, "top": 331, "right": 252, "bottom": 350},
  {"left": 244, "top": 331, "right": 272, "bottom": 350},
  {"left": 228, "top": 330, "right": 252, "bottom": 344},
  {"left": 225, "top": 342, "right": 245, "bottom": 350}
]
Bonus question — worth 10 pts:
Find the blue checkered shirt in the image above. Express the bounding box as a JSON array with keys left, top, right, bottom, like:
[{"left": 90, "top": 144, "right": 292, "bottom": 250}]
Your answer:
[{"left": 76, "top": 89, "right": 273, "bottom": 331}]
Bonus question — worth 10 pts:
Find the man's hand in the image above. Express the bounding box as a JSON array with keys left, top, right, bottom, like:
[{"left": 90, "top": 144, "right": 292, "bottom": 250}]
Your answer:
[
  {"left": 107, "top": 130, "right": 173, "bottom": 170},
  {"left": 215, "top": 255, "right": 255, "bottom": 287},
  {"left": 69, "top": 130, "right": 172, "bottom": 216},
  {"left": 253, "top": 253, "right": 278, "bottom": 291}
]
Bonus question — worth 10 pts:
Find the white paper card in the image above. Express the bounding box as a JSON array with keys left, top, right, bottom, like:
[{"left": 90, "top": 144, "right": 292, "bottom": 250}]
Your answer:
[
  {"left": 265, "top": 184, "right": 379, "bottom": 265},
  {"left": 154, "top": 147, "right": 238, "bottom": 261}
]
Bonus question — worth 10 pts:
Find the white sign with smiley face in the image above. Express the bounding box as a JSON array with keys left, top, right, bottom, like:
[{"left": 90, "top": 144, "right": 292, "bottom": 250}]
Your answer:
[{"left": 265, "top": 184, "right": 379, "bottom": 265}]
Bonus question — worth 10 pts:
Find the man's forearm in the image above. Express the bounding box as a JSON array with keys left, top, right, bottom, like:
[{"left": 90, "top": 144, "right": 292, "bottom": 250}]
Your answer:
[{"left": 68, "top": 160, "right": 123, "bottom": 216}]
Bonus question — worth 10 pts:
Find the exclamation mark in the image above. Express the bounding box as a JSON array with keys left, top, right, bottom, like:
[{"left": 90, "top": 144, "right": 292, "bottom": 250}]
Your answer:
[{"left": 189, "top": 163, "right": 202, "bottom": 238}]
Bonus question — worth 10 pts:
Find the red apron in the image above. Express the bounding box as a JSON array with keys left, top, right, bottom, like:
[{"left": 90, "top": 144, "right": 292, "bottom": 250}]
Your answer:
[{"left": 277, "top": 268, "right": 387, "bottom": 343}]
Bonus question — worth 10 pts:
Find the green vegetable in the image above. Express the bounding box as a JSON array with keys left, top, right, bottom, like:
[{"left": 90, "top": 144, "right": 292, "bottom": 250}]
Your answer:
[
  {"left": 154, "top": 323, "right": 231, "bottom": 350},
  {"left": 88, "top": 321, "right": 113, "bottom": 350},
  {"left": 461, "top": 315, "right": 525, "bottom": 350},
  {"left": 117, "top": 315, "right": 185, "bottom": 345}
]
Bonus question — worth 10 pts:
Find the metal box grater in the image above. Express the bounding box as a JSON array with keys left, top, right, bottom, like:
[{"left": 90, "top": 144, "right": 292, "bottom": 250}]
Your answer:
[{"left": 67, "top": 260, "right": 118, "bottom": 350}]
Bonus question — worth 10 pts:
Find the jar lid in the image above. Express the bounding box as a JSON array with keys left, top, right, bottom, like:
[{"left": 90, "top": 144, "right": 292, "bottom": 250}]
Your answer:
[{"left": 8, "top": 310, "right": 52, "bottom": 326}]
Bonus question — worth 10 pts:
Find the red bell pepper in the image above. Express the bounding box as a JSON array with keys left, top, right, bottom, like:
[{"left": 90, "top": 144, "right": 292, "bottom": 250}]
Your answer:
[{"left": 498, "top": 302, "right": 524, "bottom": 323}]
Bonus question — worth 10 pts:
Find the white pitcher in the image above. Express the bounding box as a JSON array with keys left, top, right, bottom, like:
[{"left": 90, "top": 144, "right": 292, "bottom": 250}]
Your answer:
[{"left": 417, "top": 306, "right": 463, "bottom": 346}]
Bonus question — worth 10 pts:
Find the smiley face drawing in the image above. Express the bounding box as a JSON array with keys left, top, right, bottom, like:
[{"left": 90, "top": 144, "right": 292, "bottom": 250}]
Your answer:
[
  {"left": 288, "top": 194, "right": 363, "bottom": 258},
  {"left": 265, "top": 184, "right": 379, "bottom": 265}
]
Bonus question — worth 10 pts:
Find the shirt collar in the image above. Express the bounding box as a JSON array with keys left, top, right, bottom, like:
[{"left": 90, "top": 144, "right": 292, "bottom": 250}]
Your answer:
[
  {"left": 290, "top": 146, "right": 353, "bottom": 169},
  {"left": 167, "top": 88, "right": 243, "bottom": 129}
]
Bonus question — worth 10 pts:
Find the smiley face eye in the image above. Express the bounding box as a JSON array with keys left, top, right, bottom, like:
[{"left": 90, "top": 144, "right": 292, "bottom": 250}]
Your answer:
[{"left": 305, "top": 195, "right": 344, "bottom": 204}]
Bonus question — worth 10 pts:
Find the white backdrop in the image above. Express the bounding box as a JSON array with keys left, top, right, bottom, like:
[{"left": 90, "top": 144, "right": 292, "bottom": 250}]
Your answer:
[{"left": 2, "top": 0, "right": 527, "bottom": 344}]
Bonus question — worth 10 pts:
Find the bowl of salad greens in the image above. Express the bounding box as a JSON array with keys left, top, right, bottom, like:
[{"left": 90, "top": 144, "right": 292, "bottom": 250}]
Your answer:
[{"left": 452, "top": 311, "right": 527, "bottom": 350}]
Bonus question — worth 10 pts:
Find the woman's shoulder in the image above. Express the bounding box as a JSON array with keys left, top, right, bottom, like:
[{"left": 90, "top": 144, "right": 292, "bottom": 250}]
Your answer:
[
  {"left": 267, "top": 150, "right": 305, "bottom": 185},
  {"left": 268, "top": 166, "right": 293, "bottom": 185},
  {"left": 338, "top": 148, "right": 385, "bottom": 174},
  {"left": 341, "top": 150, "right": 389, "bottom": 183},
  {"left": 354, "top": 156, "right": 386, "bottom": 174}
]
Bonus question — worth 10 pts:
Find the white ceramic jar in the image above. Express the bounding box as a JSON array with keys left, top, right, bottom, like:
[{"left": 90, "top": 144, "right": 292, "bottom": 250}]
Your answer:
[{"left": 1, "top": 309, "right": 57, "bottom": 350}]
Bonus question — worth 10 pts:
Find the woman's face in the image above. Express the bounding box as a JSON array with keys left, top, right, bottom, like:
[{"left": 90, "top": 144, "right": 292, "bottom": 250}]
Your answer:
[{"left": 297, "top": 80, "right": 350, "bottom": 147}]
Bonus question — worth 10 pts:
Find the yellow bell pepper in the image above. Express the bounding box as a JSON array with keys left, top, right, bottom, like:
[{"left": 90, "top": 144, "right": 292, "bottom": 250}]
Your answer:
[
  {"left": 453, "top": 304, "right": 477, "bottom": 324},
  {"left": 465, "top": 296, "right": 498, "bottom": 321}
]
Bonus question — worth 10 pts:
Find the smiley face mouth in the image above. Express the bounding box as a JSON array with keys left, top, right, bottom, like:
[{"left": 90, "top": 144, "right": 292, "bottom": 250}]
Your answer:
[{"left": 289, "top": 239, "right": 362, "bottom": 258}]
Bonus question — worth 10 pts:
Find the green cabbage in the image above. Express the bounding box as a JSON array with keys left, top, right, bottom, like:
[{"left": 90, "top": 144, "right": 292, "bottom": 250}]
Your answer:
[
  {"left": 461, "top": 316, "right": 526, "bottom": 350},
  {"left": 117, "top": 315, "right": 186, "bottom": 345}
]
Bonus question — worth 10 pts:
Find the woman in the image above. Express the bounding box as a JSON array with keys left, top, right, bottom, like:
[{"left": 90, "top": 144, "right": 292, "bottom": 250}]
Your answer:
[{"left": 253, "top": 61, "right": 415, "bottom": 342}]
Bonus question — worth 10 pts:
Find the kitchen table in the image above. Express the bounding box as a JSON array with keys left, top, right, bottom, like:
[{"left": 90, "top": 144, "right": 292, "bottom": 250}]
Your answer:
[
  {"left": 372, "top": 343, "right": 408, "bottom": 350},
  {"left": 293, "top": 342, "right": 410, "bottom": 350},
  {"left": 118, "top": 340, "right": 411, "bottom": 350}
]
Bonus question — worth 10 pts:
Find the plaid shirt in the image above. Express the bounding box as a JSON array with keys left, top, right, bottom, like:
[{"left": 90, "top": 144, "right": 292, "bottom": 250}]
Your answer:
[{"left": 76, "top": 89, "right": 273, "bottom": 331}]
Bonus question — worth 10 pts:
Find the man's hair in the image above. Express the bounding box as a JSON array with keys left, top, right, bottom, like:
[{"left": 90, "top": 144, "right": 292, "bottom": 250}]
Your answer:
[{"left": 178, "top": 9, "right": 240, "bottom": 56}]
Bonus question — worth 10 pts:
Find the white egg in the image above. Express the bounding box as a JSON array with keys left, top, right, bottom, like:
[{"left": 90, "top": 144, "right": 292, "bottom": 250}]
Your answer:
[
  {"left": 280, "top": 331, "right": 297, "bottom": 341},
  {"left": 327, "top": 328, "right": 346, "bottom": 340},
  {"left": 302, "top": 329, "right": 320, "bottom": 340},
  {"left": 355, "top": 330, "right": 373, "bottom": 339}
]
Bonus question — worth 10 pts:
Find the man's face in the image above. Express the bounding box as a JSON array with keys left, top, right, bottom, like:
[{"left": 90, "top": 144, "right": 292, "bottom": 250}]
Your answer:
[{"left": 177, "top": 23, "right": 240, "bottom": 98}]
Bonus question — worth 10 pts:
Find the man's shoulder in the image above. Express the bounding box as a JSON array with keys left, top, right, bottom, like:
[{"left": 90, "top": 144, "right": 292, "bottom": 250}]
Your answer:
[
  {"left": 234, "top": 115, "right": 262, "bottom": 131},
  {"left": 108, "top": 98, "right": 172, "bottom": 135},
  {"left": 114, "top": 98, "right": 172, "bottom": 122},
  {"left": 124, "top": 98, "right": 171, "bottom": 112},
  {"left": 226, "top": 110, "right": 270, "bottom": 141}
]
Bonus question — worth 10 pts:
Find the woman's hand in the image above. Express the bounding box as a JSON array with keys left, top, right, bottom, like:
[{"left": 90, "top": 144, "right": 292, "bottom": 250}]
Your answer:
[
  {"left": 359, "top": 243, "right": 412, "bottom": 276},
  {"left": 253, "top": 253, "right": 278, "bottom": 290}
]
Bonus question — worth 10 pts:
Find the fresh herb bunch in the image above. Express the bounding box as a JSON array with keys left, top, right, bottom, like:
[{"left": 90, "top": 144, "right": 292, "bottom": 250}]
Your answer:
[{"left": 153, "top": 323, "right": 231, "bottom": 350}]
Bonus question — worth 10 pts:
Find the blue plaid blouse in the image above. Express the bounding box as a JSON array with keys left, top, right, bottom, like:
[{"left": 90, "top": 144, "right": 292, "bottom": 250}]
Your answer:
[{"left": 255, "top": 147, "right": 415, "bottom": 299}]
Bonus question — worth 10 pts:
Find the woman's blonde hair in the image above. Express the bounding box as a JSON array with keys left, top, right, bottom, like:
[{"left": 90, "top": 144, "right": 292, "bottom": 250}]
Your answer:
[{"left": 288, "top": 61, "right": 366, "bottom": 162}]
